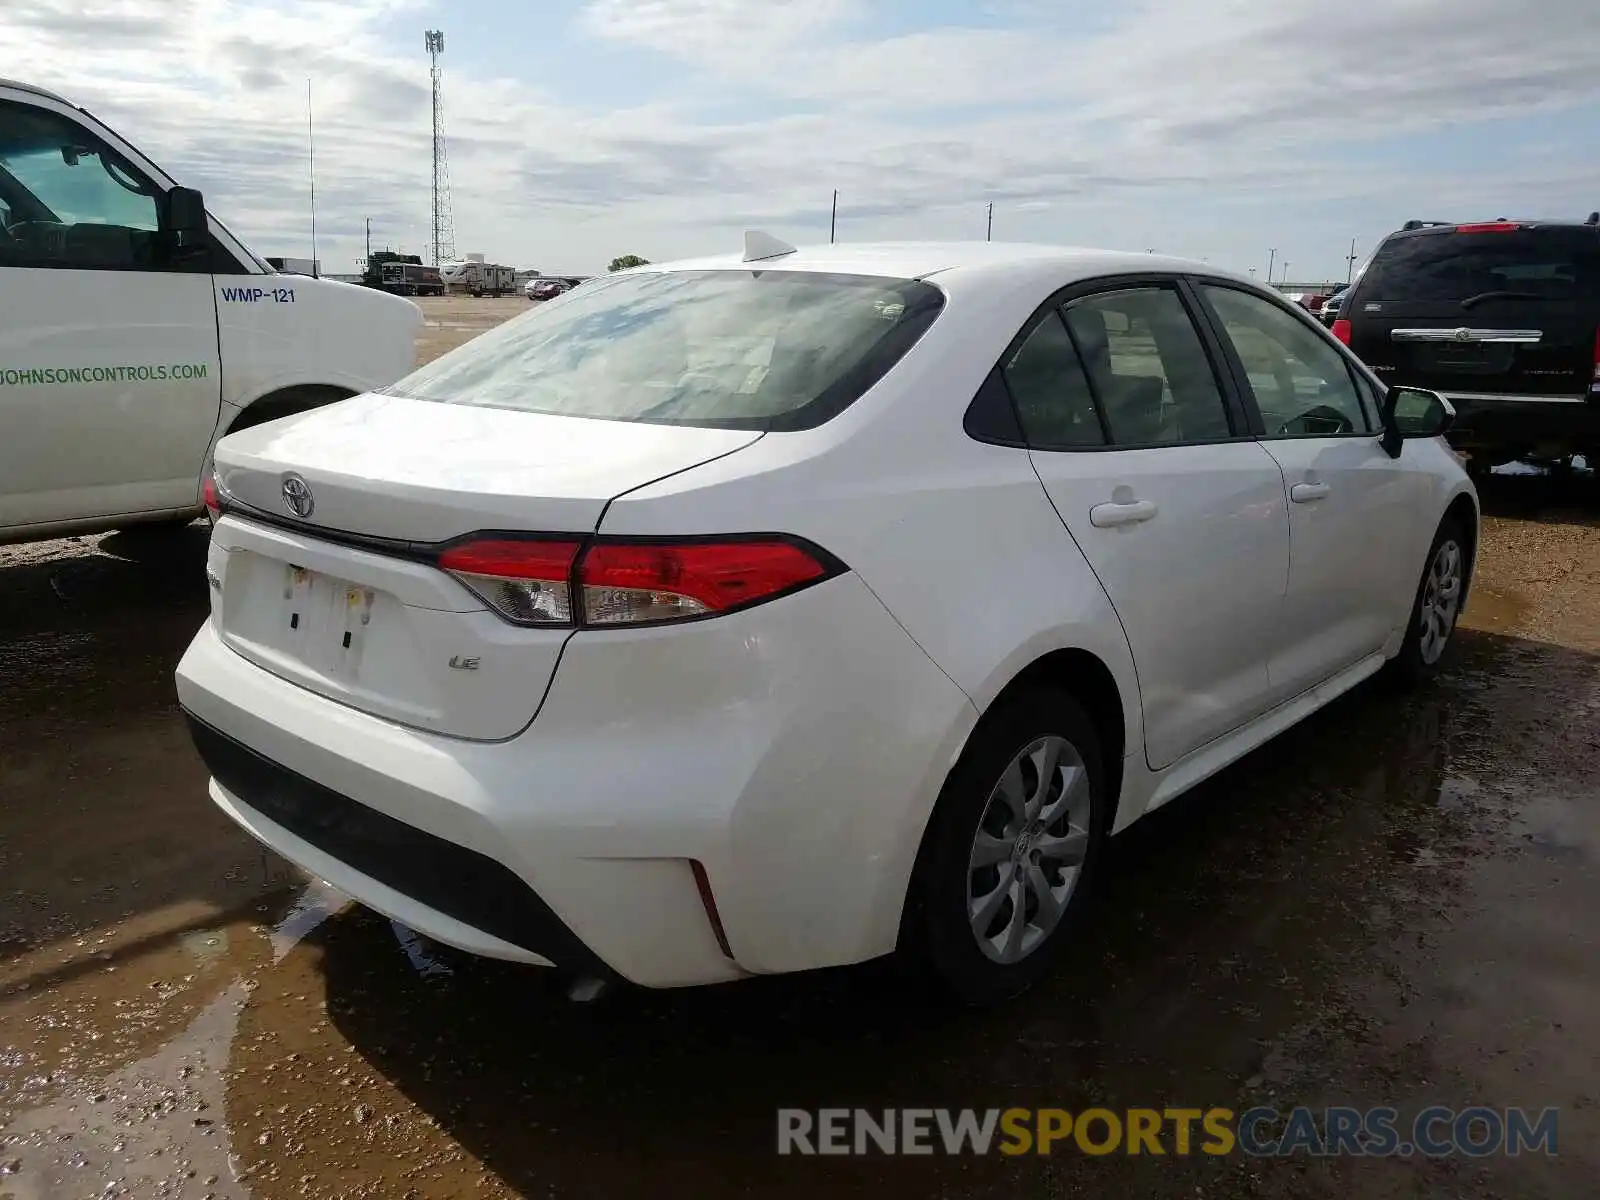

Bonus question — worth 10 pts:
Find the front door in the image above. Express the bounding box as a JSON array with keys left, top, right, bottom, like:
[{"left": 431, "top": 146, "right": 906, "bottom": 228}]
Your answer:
[
  {"left": 1196, "top": 283, "right": 1426, "bottom": 699},
  {"left": 1005, "top": 282, "right": 1291, "bottom": 771},
  {"left": 0, "top": 95, "right": 220, "bottom": 532}
]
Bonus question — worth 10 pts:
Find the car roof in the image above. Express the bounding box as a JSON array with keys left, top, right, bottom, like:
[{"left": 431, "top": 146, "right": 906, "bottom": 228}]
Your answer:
[
  {"left": 639, "top": 240, "right": 1246, "bottom": 286},
  {"left": 0, "top": 77, "right": 73, "bottom": 106}
]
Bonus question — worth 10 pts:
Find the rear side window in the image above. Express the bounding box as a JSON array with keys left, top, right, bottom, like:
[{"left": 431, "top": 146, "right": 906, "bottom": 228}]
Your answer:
[
  {"left": 1002, "top": 312, "right": 1104, "bottom": 448},
  {"left": 386, "top": 269, "right": 945, "bottom": 431},
  {"left": 1061, "top": 288, "right": 1233, "bottom": 445},
  {"left": 1357, "top": 229, "right": 1600, "bottom": 306}
]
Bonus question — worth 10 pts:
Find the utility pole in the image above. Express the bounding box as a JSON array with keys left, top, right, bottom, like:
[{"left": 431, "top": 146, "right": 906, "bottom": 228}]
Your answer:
[
  {"left": 986, "top": 202, "right": 993, "bottom": 242},
  {"left": 306, "top": 79, "right": 318, "bottom": 278},
  {"left": 1281, "top": 261, "right": 1291, "bottom": 286},
  {"left": 1266, "top": 247, "right": 1277, "bottom": 284},
  {"left": 425, "top": 30, "right": 456, "bottom": 268},
  {"left": 365, "top": 217, "right": 372, "bottom": 265},
  {"left": 1345, "top": 237, "right": 1359, "bottom": 284},
  {"left": 830, "top": 189, "right": 837, "bottom": 244}
]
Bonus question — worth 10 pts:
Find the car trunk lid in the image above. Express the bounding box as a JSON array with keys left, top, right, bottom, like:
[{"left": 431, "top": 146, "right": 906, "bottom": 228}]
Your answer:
[{"left": 209, "top": 393, "right": 761, "bottom": 739}]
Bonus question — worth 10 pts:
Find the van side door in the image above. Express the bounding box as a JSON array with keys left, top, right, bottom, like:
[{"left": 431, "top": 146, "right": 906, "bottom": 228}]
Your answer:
[{"left": 0, "top": 93, "right": 222, "bottom": 533}]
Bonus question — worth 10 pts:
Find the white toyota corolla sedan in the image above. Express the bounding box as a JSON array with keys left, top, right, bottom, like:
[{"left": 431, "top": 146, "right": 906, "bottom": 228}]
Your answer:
[{"left": 176, "top": 236, "right": 1477, "bottom": 1003}]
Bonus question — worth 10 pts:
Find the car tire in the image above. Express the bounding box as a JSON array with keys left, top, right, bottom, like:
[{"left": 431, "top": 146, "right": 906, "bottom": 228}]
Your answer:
[
  {"left": 904, "top": 687, "right": 1107, "bottom": 1005},
  {"left": 1388, "top": 516, "right": 1468, "bottom": 685}
]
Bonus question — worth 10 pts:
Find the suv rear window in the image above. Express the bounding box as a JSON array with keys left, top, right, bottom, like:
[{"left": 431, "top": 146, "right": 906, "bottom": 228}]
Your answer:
[
  {"left": 1358, "top": 228, "right": 1600, "bottom": 305},
  {"left": 387, "top": 269, "right": 945, "bottom": 431}
]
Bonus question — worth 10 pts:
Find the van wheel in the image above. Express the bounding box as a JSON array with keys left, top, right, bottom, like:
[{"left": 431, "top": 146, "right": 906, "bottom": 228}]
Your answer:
[
  {"left": 904, "top": 688, "right": 1107, "bottom": 1005},
  {"left": 1389, "top": 517, "right": 1468, "bottom": 685}
]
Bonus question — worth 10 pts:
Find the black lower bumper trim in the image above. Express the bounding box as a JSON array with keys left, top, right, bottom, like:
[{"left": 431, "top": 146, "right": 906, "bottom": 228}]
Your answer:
[{"left": 183, "top": 712, "right": 606, "bottom": 974}]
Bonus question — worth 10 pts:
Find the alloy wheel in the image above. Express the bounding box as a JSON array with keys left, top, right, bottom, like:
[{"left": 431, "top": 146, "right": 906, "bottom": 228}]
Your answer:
[{"left": 1418, "top": 538, "right": 1463, "bottom": 665}]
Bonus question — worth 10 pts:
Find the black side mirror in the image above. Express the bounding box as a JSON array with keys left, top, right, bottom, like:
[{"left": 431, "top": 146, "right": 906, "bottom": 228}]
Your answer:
[
  {"left": 1381, "top": 386, "right": 1455, "bottom": 457},
  {"left": 163, "top": 186, "right": 208, "bottom": 236}
]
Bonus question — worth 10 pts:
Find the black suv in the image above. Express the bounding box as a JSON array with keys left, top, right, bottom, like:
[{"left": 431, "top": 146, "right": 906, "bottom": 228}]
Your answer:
[{"left": 1336, "top": 216, "right": 1600, "bottom": 472}]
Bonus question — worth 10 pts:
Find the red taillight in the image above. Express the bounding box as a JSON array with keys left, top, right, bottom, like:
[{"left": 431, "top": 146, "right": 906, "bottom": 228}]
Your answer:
[
  {"left": 437, "top": 536, "right": 838, "bottom": 627},
  {"left": 438, "top": 538, "right": 581, "bottom": 626},
  {"left": 202, "top": 473, "right": 221, "bottom": 521},
  {"left": 580, "top": 539, "right": 831, "bottom": 625},
  {"left": 1331, "top": 319, "right": 1352, "bottom": 345},
  {"left": 1453, "top": 222, "right": 1521, "bottom": 234}
]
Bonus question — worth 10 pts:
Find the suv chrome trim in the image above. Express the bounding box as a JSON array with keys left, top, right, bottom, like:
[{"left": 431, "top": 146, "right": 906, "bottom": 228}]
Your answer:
[
  {"left": 1391, "top": 328, "right": 1542, "bottom": 344},
  {"left": 1444, "top": 391, "right": 1586, "bottom": 405}
]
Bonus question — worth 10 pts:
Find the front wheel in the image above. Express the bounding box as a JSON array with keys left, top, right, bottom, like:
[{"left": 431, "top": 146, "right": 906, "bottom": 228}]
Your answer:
[
  {"left": 904, "top": 688, "right": 1107, "bottom": 1005},
  {"left": 1389, "top": 518, "right": 1468, "bottom": 684}
]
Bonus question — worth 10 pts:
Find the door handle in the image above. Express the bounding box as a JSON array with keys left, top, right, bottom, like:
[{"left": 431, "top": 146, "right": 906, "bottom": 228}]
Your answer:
[
  {"left": 1290, "top": 482, "right": 1331, "bottom": 504},
  {"left": 1089, "top": 499, "right": 1158, "bottom": 528}
]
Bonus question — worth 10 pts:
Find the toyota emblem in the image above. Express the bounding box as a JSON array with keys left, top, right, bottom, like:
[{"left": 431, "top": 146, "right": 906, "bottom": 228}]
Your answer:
[{"left": 281, "top": 474, "right": 315, "bottom": 520}]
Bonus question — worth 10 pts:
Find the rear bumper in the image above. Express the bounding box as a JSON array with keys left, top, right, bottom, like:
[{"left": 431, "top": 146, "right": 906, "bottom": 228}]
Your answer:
[
  {"left": 175, "top": 573, "right": 976, "bottom": 987},
  {"left": 1441, "top": 391, "right": 1600, "bottom": 455}
]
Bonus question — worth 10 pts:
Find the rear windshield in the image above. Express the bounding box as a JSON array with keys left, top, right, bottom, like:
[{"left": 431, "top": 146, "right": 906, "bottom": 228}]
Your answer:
[
  {"left": 387, "top": 269, "right": 946, "bottom": 430},
  {"left": 1358, "top": 229, "right": 1600, "bottom": 306}
]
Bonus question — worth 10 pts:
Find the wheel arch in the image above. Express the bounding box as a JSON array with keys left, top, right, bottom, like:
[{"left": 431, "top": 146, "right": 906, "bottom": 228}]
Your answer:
[
  {"left": 1443, "top": 489, "right": 1480, "bottom": 606},
  {"left": 897, "top": 644, "right": 1130, "bottom": 952},
  {"left": 222, "top": 383, "right": 358, "bottom": 436}
]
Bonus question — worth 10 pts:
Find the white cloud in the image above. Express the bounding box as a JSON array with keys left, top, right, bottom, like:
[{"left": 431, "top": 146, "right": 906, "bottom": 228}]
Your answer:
[{"left": 6, "top": 0, "right": 1600, "bottom": 277}]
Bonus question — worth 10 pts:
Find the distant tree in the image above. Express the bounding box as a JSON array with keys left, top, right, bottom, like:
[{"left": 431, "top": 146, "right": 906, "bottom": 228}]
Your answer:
[{"left": 608, "top": 254, "right": 650, "bottom": 272}]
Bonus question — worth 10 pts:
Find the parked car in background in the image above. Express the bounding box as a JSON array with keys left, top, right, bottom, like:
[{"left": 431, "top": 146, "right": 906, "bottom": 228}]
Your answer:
[
  {"left": 0, "top": 76, "right": 420, "bottom": 545},
  {"left": 179, "top": 236, "right": 1477, "bottom": 1004},
  {"left": 525, "top": 277, "right": 569, "bottom": 301},
  {"left": 1335, "top": 215, "right": 1600, "bottom": 473},
  {"left": 1319, "top": 286, "right": 1349, "bottom": 327}
]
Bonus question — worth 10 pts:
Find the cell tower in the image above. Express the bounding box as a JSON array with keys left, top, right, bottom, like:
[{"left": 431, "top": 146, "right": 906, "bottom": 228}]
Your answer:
[{"left": 425, "top": 30, "right": 456, "bottom": 267}]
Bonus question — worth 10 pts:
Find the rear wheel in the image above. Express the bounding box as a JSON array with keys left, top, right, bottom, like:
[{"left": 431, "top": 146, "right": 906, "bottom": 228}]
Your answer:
[
  {"left": 1389, "top": 517, "right": 1467, "bottom": 684},
  {"left": 904, "top": 688, "right": 1107, "bottom": 1004}
]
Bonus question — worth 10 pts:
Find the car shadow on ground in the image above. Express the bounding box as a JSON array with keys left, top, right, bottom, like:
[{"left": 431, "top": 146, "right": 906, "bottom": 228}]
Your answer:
[
  {"left": 1476, "top": 466, "right": 1599, "bottom": 527},
  {"left": 247, "top": 626, "right": 1600, "bottom": 1198}
]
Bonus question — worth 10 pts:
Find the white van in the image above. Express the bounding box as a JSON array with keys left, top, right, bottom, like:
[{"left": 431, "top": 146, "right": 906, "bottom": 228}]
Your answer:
[{"left": 0, "top": 77, "right": 422, "bottom": 543}]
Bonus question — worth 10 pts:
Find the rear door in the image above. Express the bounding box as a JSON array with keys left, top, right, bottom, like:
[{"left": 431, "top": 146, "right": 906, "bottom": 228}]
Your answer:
[
  {"left": 1347, "top": 225, "right": 1600, "bottom": 403},
  {"left": 1013, "top": 279, "right": 1290, "bottom": 771}
]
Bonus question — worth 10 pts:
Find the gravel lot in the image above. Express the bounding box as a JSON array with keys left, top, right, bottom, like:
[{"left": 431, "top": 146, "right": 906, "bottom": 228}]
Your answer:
[{"left": 1, "top": 298, "right": 1596, "bottom": 1198}]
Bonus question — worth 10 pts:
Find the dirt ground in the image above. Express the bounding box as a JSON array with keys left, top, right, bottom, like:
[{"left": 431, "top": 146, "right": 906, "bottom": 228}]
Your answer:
[
  {"left": 412, "top": 295, "right": 530, "bottom": 366},
  {"left": 1, "top": 304, "right": 1597, "bottom": 1197}
]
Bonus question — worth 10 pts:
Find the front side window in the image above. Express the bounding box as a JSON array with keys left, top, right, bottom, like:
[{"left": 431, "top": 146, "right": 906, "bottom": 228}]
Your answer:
[
  {"left": 1202, "top": 285, "right": 1372, "bottom": 437},
  {"left": 388, "top": 269, "right": 945, "bottom": 431},
  {"left": 0, "top": 101, "right": 162, "bottom": 270},
  {"left": 1002, "top": 311, "right": 1104, "bottom": 448},
  {"left": 1061, "top": 287, "right": 1232, "bottom": 445}
]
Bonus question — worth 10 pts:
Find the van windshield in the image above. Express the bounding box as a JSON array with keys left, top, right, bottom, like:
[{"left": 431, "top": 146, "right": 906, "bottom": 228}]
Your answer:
[
  {"left": 1360, "top": 229, "right": 1600, "bottom": 306},
  {"left": 385, "top": 269, "right": 945, "bottom": 431}
]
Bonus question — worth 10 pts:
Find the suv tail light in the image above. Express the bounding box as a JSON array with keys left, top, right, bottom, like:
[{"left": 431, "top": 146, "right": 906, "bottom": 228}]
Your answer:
[
  {"left": 1331, "top": 318, "right": 1352, "bottom": 345},
  {"left": 437, "top": 536, "right": 842, "bottom": 628},
  {"left": 202, "top": 472, "right": 222, "bottom": 522},
  {"left": 1453, "top": 222, "right": 1521, "bottom": 234}
]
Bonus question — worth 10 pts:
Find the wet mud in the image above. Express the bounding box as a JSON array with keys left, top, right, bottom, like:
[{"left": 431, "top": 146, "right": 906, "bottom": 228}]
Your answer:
[{"left": 3, "top": 433, "right": 1598, "bottom": 1196}]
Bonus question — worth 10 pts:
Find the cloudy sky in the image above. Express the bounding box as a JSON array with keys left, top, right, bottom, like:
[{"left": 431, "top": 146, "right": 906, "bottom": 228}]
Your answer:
[{"left": 8, "top": 0, "right": 1600, "bottom": 279}]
